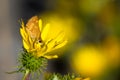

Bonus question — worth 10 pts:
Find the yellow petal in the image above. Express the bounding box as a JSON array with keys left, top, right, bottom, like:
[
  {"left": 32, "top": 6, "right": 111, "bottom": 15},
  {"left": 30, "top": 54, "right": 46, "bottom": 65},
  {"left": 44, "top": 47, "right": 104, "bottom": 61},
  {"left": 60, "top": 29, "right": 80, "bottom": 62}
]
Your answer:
[
  {"left": 54, "top": 40, "right": 67, "bottom": 50},
  {"left": 28, "top": 36, "right": 34, "bottom": 49},
  {"left": 20, "top": 28, "right": 24, "bottom": 37},
  {"left": 34, "top": 42, "right": 41, "bottom": 50},
  {"left": 46, "top": 39, "right": 67, "bottom": 53},
  {"left": 20, "top": 28, "right": 26, "bottom": 40},
  {"left": 41, "top": 23, "right": 50, "bottom": 41},
  {"left": 83, "top": 78, "right": 90, "bottom": 80},
  {"left": 23, "top": 40, "right": 30, "bottom": 50},
  {"left": 54, "top": 32, "right": 65, "bottom": 42},
  {"left": 46, "top": 40, "right": 55, "bottom": 52},
  {"left": 20, "top": 27, "right": 31, "bottom": 50},
  {"left": 20, "top": 20, "right": 25, "bottom": 28},
  {"left": 44, "top": 55, "right": 58, "bottom": 59},
  {"left": 74, "top": 78, "right": 82, "bottom": 80},
  {"left": 37, "top": 53, "right": 43, "bottom": 57},
  {"left": 45, "top": 31, "right": 65, "bottom": 50},
  {"left": 39, "top": 19, "right": 42, "bottom": 31},
  {"left": 20, "top": 27, "right": 28, "bottom": 40},
  {"left": 55, "top": 40, "right": 68, "bottom": 49},
  {"left": 74, "top": 77, "right": 90, "bottom": 80}
]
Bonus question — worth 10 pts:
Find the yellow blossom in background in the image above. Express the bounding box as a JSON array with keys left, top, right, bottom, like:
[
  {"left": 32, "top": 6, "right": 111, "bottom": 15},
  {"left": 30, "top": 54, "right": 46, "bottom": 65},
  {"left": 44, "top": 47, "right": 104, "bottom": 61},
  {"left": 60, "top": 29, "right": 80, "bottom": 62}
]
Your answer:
[
  {"left": 20, "top": 16, "right": 67, "bottom": 59},
  {"left": 71, "top": 45, "right": 107, "bottom": 77},
  {"left": 74, "top": 77, "right": 90, "bottom": 80}
]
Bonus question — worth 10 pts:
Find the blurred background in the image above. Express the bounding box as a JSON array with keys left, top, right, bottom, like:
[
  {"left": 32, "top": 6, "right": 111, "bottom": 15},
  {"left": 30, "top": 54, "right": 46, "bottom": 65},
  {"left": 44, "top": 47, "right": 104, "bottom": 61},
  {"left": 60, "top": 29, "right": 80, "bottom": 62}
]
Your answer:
[{"left": 0, "top": 0, "right": 120, "bottom": 80}]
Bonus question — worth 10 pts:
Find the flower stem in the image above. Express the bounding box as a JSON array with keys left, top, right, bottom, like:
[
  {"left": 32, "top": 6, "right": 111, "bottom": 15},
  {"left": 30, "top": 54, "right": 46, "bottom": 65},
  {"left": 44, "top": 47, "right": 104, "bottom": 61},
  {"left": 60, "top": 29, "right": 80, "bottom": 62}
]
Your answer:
[{"left": 22, "top": 69, "right": 30, "bottom": 80}]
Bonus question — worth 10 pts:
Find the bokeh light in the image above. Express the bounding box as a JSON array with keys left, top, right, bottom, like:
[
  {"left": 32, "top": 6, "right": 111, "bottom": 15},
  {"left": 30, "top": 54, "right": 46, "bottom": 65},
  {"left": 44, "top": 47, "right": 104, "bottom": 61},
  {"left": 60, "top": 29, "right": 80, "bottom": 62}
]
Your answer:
[{"left": 71, "top": 45, "right": 107, "bottom": 77}]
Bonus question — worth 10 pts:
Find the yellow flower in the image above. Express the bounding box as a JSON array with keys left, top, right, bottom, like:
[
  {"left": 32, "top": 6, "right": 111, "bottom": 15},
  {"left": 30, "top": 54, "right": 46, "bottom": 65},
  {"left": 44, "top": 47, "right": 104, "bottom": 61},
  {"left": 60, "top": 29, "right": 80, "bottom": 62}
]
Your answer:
[
  {"left": 74, "top": 77, "right": 90, "bottom": 80},
  {"left": 71, "top": 45, "right": 107, "bottom": 77},
  {"left": 20, "top": 16, "right": 67, "bottom": 59}
]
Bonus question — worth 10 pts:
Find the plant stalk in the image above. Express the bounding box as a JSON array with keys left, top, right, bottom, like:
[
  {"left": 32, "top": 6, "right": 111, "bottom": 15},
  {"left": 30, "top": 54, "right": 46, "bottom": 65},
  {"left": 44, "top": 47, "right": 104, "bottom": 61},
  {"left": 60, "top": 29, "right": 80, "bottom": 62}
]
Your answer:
[{"left": 22, "top": 69, "right": 30, "bottom": 80}]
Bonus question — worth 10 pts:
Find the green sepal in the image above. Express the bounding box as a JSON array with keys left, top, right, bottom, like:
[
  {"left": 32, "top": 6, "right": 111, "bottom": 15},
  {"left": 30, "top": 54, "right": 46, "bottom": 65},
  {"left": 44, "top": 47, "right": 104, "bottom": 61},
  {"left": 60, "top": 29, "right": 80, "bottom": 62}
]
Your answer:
[
  {"left": 18, "top": 51, "right": 47, "bottom": 72},
  {"left": 17, "top": 50, "right": 48, "bottom": 79}
]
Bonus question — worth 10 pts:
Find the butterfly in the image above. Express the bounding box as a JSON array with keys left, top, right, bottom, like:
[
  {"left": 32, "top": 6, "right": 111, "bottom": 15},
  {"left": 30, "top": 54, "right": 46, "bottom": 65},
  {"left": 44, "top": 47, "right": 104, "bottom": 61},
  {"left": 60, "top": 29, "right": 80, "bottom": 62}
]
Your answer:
[{"left": 26, "top": 16, "right": 41, "bottom": 40}]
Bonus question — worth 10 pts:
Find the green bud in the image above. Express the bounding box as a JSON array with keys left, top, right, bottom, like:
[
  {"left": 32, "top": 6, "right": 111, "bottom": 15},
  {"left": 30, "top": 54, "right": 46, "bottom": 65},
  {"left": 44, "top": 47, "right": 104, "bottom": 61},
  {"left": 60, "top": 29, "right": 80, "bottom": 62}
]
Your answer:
[{"left": 18, "top": 51, "right": 48, "bottom": 73}]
